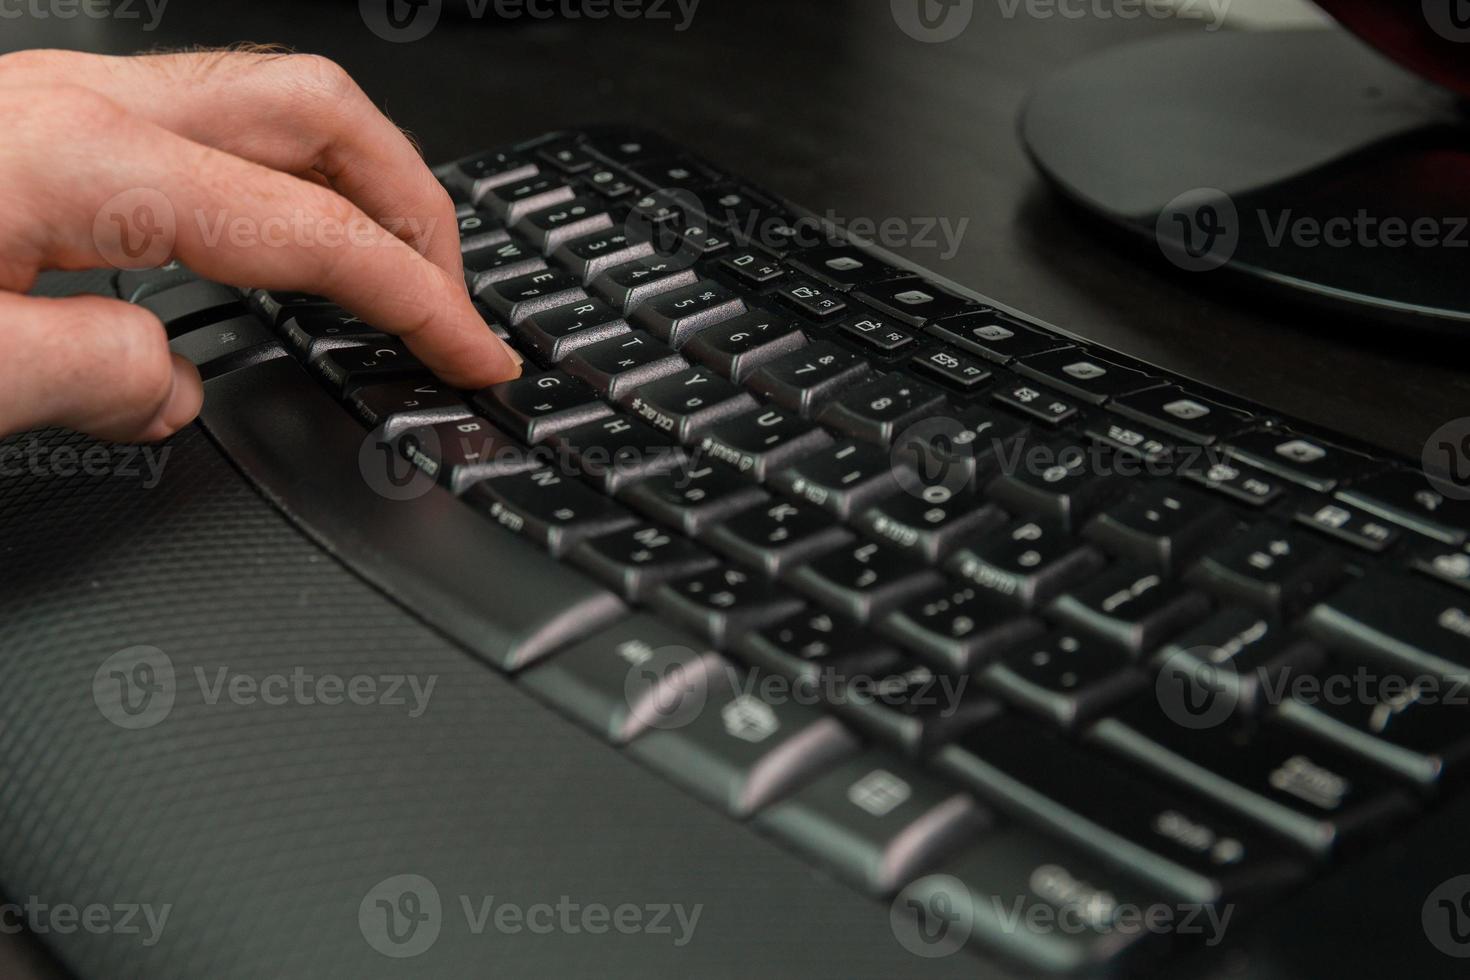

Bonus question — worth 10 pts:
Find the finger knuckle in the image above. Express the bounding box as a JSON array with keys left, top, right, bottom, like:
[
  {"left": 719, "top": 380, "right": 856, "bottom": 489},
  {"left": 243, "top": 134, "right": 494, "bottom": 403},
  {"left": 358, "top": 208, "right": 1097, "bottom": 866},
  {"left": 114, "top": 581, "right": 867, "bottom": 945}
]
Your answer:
[
  {"left": 101, "top": 305, "right": 175, "bottom": 412},
  {"left": 0, "top": 48, "right": 65, "bottom": 81},
  {"left": 289, "top": 54, "right": 362, "bottom": 103},
  {"left": 41, "top": 84, "right": 127, "bottom": 131}
]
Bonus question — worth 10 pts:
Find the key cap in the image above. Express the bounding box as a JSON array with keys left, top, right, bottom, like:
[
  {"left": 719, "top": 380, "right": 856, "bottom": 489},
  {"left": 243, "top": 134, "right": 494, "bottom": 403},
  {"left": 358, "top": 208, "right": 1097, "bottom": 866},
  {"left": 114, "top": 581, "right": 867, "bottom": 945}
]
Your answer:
[
  {"left": 1111, "top": 385, "right": 1253, "bottom": 445},
  {"left": 672, "top": 220, "right": 732, "bottom": 259},
  {"left": 591, "top": 256, "right": 700, "bottom": 313},
  {"left": 483, "top": 174, "right": 575, "bottom": 223},
  {"left": 652, "top": 568, "right": 808, "bottom": 648},
  {"left": 1181, "top": 456, "right": 1288, "bottom": 508},
  {"left": 552, "top": 228, "right": 655, "bottom": 284},
  {"left": 1335, "top": 468, "right": 1470, "bottom": 546},
  {"left": 512, "top": 297, "right": 629, "bottom": 363},
  {"left": 1048, "top": 565, "right": 1211, "bottom": 656},
  {"left": 937, "top": 715, "right": 1305, "bottom": 903},
  {"left": 1153, "top": 607, "right": 1324, "bottom": 717},
  {"left": 631, "top": 156, "right": 719, "bottom": 192},
  {"left": 1084, "top": 417, "right": 1177, "bottom": 464},
  {"left": 1276, "top": 654, "right": 1470, "bottom": 788},
  {"left": 313, "top": 341, "right": 421, "bottom": 394},
  {"left": 473, "top": 370, "right": 612, "bottom": 444},
  {"left": 546, "top": 414, "right": 688, "bottom": 493},
  {"left": 697, "top": 406, "right": 834, "bottom": 481},
  {"left": 1306, "top": 571, "right": 1470, "bottom": 679},
  {"left": 992, "top": 380, "right": 1081, "bottom": 427},
  {"left": 746, "top": 341, "right": 871, "bottom": 418},
  {"left": 470, "top": 467, "right": 638, "bottom": 557},
  {"left": 456, "top": 208, "right": 509, "bottom": 252},
  {"left": 520, "top": 616, "right": 724, "bottom": 744},
  {"left": 512, "top": 196, "right": 612, "bottom": 253},
  {"left": 928, "top": 310, "right": 1072, "bottom": 364},
  {"left": 1186, "top": 524, "right": 1347, "bottom": 619},
  {"left": 583, "top": 132, "right": 679, "bottom": 165},
  {"left": 1413, "top": 545, "right": 1470, "bottom": 593},
  {"left": 702, "top": 498, "right": 854, "bottom": 576},
  {"left": 583, "top": 166, "right": 638, "bottom": 200},
  {"left": 118, "top": 260, "right": 196, "bottom": 303},
  {"left": 476, "top": 268, "right": 586, "bottom": 326},
  {"left": 618, "top": 462, "right": 769, "bottom": 537},
  {"left": 857, "top": 491, "right": 1007, "bottom": 564},
  {"left": 1083, "top": 483, "right": 1230, "bottom": 574},
  {"left": 628, "top": 663, "right": 860, "bottom": 818},
  {"left": 537, "top": 140, "right": 598, "bottom": 174},
  {"left": 1225, "top": 429, "right": 1381, "bottom": 492},
  {"left": 947, "top": 519, "right": 1105, "bottom": 609},
  {"left": 837, "top": 314, "right": 919, "bottom": 355},
  {"left": 882, "top": 582, "right": 1044, "bottom": 672},
  {"left": 625, "top": 367, "right": 757, "bottom": 442},
  {"left": 570, "top": 523, "right": 720, "bottom": 601},
  {"left": 281, "top": 309, "right": 382, "bottom": 358},
  {"left": 854, "top": 279, "right": 976, "bottom": 326},
  {"left": 464, "top": 237, "right": 548, "bottom": 288},
  {"left": 561, "top": 330, "right": 687, "bottom": 400},
  {"left": 683, "top": 309, "right": 806, "bottom": 381},
  {"left": 815, "top": 375, "right": 947, "bottom": 447},
  {"left": 451, "top": 150, "right": 539, "bottom": 202},
  {"left": 720, "top": 249, "right": 789, "bottom": 287},
  {"left": 909, "top": 346, "right": 993, "bottom": 392},
  {"left": 349, "top": 378, "right": 471, "bottom": 438},
  {"left": 737, "top": 610, "right": 904, "bottom": 683},
  {"left": 788, "top": 246, "right": 906, "bottom": 291},
  {"left": 1014, "top": 350, "right": 1164, "bottom": 405},
  {"left": 833, "top": 660, "right": 999, "bottom": 755},
  {"left": 786, "top": 541, "right": 943, "bottom": 624},
  {"left": 776, "top": 279, "right": 848, "bottom": 320},
  {"left": 986, "top": 438, "right": 1125, "bottom": 531},
  {"left": 399, "top": 417, "right": 538, "bottom": 495},
  {"left": 896, "top": 828, "right": 1178, "bottom": 972},
  {"left": 890, "top": 405, "right": 1030, "bottom": 499},
  {"left": 983, "top": 632, "right": 1146, "bottom": 728},
  {"left": 169, "top": 316, "right": 284, "bottom": 380},
  {"left": 138, "top": 280, "right": 247, "bottom": 338},
  {"left": 771, "top": 439, "right": 913, "bottom": 520},
  {"left": 757, "top": 753, "right": 991, "bottom": 895},
  {"left": 1293, "top": 498, "right": 1401, "bottom": 553},
  {"left": 247, "top": 289, "right": 333, "bottom": 327},
  {"left": 629, "top": 279, "right": 746, "bottom": 347},
  {"left": 1090, "top": 701, "right": 1416, "bottom": 856}
]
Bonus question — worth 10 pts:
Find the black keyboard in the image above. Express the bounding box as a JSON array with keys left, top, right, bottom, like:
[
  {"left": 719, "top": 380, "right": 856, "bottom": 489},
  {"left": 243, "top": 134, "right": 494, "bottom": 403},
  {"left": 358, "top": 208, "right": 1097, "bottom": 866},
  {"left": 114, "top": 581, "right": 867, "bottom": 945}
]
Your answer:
[{"left": 146, "top": 127, "right": 1470, "bottom": 976}]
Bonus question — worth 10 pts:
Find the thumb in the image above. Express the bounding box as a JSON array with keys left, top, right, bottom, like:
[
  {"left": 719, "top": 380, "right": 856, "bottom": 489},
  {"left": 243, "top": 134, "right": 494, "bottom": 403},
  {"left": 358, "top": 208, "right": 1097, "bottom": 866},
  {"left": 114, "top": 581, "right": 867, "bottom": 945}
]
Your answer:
[{"left": 0, "top": 292, "right": 204, "bottom": 442}]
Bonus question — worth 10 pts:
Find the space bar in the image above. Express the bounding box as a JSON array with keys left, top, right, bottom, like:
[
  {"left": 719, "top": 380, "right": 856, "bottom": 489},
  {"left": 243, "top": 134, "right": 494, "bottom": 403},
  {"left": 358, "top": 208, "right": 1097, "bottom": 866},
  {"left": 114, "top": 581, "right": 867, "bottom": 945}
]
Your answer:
[{"left": 198, "top": 357, "right": 627, "bottom": 671}]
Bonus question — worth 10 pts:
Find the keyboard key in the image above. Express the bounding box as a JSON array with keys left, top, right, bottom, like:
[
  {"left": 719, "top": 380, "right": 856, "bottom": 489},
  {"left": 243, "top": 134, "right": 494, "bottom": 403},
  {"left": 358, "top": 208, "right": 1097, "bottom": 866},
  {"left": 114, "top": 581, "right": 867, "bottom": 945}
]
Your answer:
[
  {"left": 570, "top": 523, "right": 720, "bottom": 601},
  {"left": 464, "top": 237, "right": 547, "bottom": 288},
  {"left": 986, "top": 438, "right": 1125, "bottom": 531},
  {"left": 519, "top": 615, "right": 722, "bottom": 744},
  {"left": 1083, "top": 483, "right": 1230, "bottom": 573},
  {"left": 1335, "top": 468, "right": 1470, "bottom": 546},
  {"left": 786, "top": 541, "right": 943, "bottom": 623},
  {"left": 771, "top": 439, "right": 913, "bottom": 520},
  {"left": 138, "top": 280, "right": 247, "bottom": 338},
  {"left": 857, "top": 491, "right": 1007, "bottom": 564},
  {"left": 746, "top": 342, "right": 871, "bottom": 417},
  {"left": 546, "top": 414, "right": 688, "bottom": 493},
  {"left": 452, "top": 150, "right": 539, "bottom": 202},
  {"left": 561, "top": 330, "right": 687, "bottom": 400},
  {"left": 854, "top": 279, "right": 976, "bottom": 326},
  {"left": 697, "top": 407, "right": 834, "bottom": 481},
  {"left": 992, "top": 380, "right": 1081, "bottom": 427},
  {"left": 399, "top": 417, "right": 538, "bottom": 495},
  {"left": 1111, "top": 385, "right": 1252, "bottom": 445},
  {"left": 476, "top": 269, "right": 586, "bottom": 326},
  {"left": 1180, "top": 457, "right": 1287, "bottom": 508},
  {"left": 890, "top": 405, "right": 1029, "bottom": 499},
  {"left": 937, "top": 715, "right": 1305, "bottom": 903},
  {"left": 513, "top": 298, "right": 629, "bottom": 363},
  {"left": 1306, "top": 571, "right": 1470, "bottom": 679},
  {"left": 630, "top": 156, "right": 720, "bottom": 192},
  {"left": 737, "top": 610, "right": 904, "bottom": 683},
  {"left": 456, "top": 208, "right": 509, "bottom": 252},
  {"left": 626, "top": 367, "right": 757, "bottom": 442},
  {"left": 119, "top": 260, "right": 196, "bottom": 303},
  {"left": 313, "top": 341, "right": 421, "bottom": 394},
  {"left": 776, "top": 279, "right": 848, "bottom": 320},
  {"left": 247, "top": 288, "right": 332, "bottom": 327},
  {"left": 1225, "top": 429, "right": 1382, "bottom": 492},
  {"left": 757, "top": 753, "right": 991, "bottom": 895},
  {"left": 628, "top": 663, "right": 860, "bottom": 818},
  {"left": 1186, "top": 525, "right": 1347, "bottom": 619},
  {"left": 483, "top": 174, "right": 575, "bottom": 223},
  {"left": 169, "top": 316, "right": 283, "bottom": 380},
  {"left": 787, "top": 246, "right": 905, "bottom": 290},
  {"left": 720, "top": 249, "right": 788, "bottom": 287},
  {"left": 591, "top": 256, "right": 700, "bottom": 313},
  {"left": 281, "top": 309, "right": 382, "bottom": 358},
  {"left": 536, "top": 140, "right": 598, "bottom": 174},
  {"left": 882, "top": 582, "right": 1044, "bottom": 672},
  {"left": 349, "top": 378, "right": 471, "bottom": 438},
  {"left": 683, "top": 309, "right": 806, "bottom": 381},
  {"left": 1014, "top": 350, "right": 1163, "bottom": 405},
  {"left": 629, "top": 279, "right": 746, "bottom": 347},
  {"left": 1152, "top": 608, "right": 1324, "bottom": 717},
  {"left": 652, "top": 568, "right": 808, "bottom": 648},
  {"left": 583, "top": 166, "right": 638, "bottom": 200},
  {"left": 470, "top": 467, "right": 638, "bottom": 557},
  {"left": 836, "top": 314, "right": 919, "bottom": 355},
  {"left": 928, "top": 310, "right": 1071, "bottom": 363},
  {"left": 947, "top": 519, "right": 1105, "bottom": 610},
  {"left": 909, "top": 346, "right": 993, "bottom": 392},
  {"left": 1090, "top": 701, "right": 1415, "bottom": 856},
  {"left": 619, "top": 461, "right": 768, "bottom": 536},
  {"left": 473, "top": 370, "right": 612, "bottom": 443},
  {"left": 512, "top": 196, "right": 614, "bottom": 254},
  {"left": 703, "top": 498, "right": 854, "bottom": 576},
  {"left": 1293, "top": 499, "right": 1401, "bottom": 553},
  {"left": 1083, "top": 417, "right": 1177, "bottom": 463},
  {"left": 1414, "top": 545, "right": 1470, "bottom": 593},
  {"left": 982, "top": 632, "right": 1145, "bottom": 728},
  {"left": 815, "top": 375, "right": 947, "bottom": 447},
  {"left": 552, "top": 229, "right": 655, "bottom": 284},
  {"left": 834, "top": 661, "right": 1000, "bottom": 756},
  {"left": 1048, "top": 565, "right": 1211, "bottom": 656}
]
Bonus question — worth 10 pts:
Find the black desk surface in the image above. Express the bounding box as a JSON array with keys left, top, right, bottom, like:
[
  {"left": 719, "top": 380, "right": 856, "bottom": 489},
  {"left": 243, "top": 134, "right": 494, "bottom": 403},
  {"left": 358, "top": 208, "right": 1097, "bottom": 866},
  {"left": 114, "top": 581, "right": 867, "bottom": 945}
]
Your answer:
[{"left": 4, "top": 1, "right": 1466, "bottom": 459}]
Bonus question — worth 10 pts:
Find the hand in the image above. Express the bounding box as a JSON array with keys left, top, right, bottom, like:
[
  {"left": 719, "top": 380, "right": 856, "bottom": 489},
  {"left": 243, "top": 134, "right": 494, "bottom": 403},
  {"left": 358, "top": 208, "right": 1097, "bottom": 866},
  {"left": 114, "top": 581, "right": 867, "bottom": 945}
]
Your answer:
[{"left": 0, "top": 47, "right": 521, "bottom": 443}]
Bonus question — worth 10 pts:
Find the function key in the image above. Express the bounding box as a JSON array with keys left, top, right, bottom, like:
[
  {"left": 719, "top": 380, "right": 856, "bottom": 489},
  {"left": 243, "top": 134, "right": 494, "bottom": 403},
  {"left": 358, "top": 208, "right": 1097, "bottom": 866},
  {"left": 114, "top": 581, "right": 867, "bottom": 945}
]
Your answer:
[
  {"left": 928, "top": 310, "right": 1071, "bottom": 364},
  {"left": 720, "top": 249, "right": 788, "bottom": 287},
  {"left": 909, "top": 346, "right": 992, "bottom": 392},
  {"left": 1014, "top": 350, "right": 1164, "bottom": 405},
  {"left": 1083, "top": 417, "right": 1176, "bottom": 464},
  {"left": 1293, "top": 499, "right": 1400, "bottom": 553},
  {"left": 788, "top": 246, "right": 905, "bottom": 291},
  {"left": 1413, "top": 545, "right": 1470, "bottom": 593},
  {"left": 853, "top": 279, "right": 977, "bottom": 326},
  {"left": 992, "top": 380, "right": 1081, "bottom": 427},
  {"left": 1180, "top": 457, "right": 1287, "bottom": 509},
  {"left": 836, "top": 313, "right": 918, "bottom": 355},
  {"left": 776, "top": 279, "right": 848, "bottom": 320},
  {"left": 1335, "top": 468, "right": 1470, "bottom": 546},
  {"left": 1224, "top": 429, "right": 1382, "bottom": 492},
  {"left": 1110, "top": 385, "right": 1252, "bottom": 444}
]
